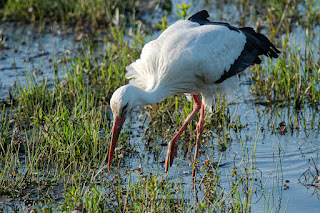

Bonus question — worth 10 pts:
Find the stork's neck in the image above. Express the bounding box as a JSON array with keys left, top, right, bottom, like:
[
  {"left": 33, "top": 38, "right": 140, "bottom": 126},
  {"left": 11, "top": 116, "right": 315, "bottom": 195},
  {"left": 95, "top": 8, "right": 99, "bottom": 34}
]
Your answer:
[{"left": 131, "top": 85, "right": 170, "bottom": 107}]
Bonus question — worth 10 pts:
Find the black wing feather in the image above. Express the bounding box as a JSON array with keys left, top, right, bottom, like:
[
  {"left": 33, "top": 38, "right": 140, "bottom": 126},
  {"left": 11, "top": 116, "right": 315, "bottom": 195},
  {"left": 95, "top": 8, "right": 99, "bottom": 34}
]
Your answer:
[
  {"left": 188, "top": 10, "right": 239, "bottom": 32},
  {"left": 188, "top": 10, "right": 281, "bottom": 84}
]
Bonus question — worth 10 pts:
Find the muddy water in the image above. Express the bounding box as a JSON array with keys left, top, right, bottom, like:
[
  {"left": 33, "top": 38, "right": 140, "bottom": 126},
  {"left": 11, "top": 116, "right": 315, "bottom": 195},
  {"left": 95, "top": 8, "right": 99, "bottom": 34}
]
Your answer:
[
  {"left": 119, "top": 82, "right": 320, "bottom": 212},
  {"left": 119, "top": 1, "right": 320, "bottom": 212},
  {"left": 0, "top": 22, "right": 78, "bottom": 100}
]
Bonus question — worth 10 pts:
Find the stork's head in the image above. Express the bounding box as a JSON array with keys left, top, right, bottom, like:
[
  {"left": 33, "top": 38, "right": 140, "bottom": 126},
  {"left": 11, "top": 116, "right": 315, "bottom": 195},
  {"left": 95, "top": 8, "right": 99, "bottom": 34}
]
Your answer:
[
  {"left": 110, "top": 85, "right": 136, "bottom": 118},
  {"left": 108, "top": 85, "right": 136, "bottom": 168}
]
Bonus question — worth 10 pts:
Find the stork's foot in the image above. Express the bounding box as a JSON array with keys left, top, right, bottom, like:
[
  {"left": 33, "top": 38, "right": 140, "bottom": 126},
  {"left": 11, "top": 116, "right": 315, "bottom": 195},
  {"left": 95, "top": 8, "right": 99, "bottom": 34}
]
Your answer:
[
  {"left": 192, "top": 161, "right": 197, "bottom": 178},
  {"left": 191, "top": 134, "right": 202, "bottom": 178},
  {"left": 165, "top": 137, "right": 178, "bottom": 172},
  {"left": 191, "top": 136, "right": 201, "bottom": 178}
]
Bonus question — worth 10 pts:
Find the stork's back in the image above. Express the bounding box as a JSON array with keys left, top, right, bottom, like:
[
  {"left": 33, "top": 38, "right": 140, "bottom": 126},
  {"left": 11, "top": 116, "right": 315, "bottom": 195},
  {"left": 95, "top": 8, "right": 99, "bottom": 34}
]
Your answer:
[{"left": 189, "top": 10, "right": 280, "bottom": 84}]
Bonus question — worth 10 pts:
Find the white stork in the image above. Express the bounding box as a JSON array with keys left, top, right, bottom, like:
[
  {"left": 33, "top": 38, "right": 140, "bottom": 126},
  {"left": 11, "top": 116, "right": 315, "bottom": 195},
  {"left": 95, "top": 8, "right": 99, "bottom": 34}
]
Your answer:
[{"left": 108, "top": 10, "right": 280, "bottom": 177}]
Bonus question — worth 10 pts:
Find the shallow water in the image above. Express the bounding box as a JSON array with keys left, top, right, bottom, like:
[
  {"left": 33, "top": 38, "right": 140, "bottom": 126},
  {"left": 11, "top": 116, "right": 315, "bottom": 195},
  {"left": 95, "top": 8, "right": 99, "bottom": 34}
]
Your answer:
[
  {"left": 0, "top": 22, "right": 78, "bottom": 99},
  {"left": 115, "top": 81, "right": 320, "bottom": 212},
  {"left": 116, "top": 1, "right": 320, "bottom": 211}
]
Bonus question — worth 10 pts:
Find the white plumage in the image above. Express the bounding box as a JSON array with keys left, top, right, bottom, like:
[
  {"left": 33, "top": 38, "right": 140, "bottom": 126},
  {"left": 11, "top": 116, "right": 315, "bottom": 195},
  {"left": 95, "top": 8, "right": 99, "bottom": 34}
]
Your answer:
[
  {"left": 108, "top": 10, "right": 280, "bottom": 177},
  {"left": 126, "top": 20, "right": 246, "bottom": 110}
]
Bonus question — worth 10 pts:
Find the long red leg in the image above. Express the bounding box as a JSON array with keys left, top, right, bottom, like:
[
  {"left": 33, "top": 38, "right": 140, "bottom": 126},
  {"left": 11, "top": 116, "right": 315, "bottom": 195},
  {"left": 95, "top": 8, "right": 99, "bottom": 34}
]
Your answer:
[
  {"left": 192, "top": 102, "right": 205, "bottom": 178},
  {"left": 165, "top": 95, "right": 202, "bottom": 172}
]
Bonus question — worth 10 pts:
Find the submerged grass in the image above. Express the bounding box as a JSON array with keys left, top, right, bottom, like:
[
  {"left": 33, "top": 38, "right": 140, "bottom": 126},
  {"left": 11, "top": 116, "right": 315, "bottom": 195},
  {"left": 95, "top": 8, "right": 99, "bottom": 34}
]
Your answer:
[{"left": 251, "top": 28, "right": 320, "bottom": 109}]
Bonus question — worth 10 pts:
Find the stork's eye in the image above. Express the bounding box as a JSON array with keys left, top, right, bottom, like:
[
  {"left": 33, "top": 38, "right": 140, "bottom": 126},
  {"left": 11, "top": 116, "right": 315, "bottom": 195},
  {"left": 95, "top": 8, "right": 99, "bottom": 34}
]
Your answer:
[{"left": 121, "top": 103, "right": 128, "bottom": 115}]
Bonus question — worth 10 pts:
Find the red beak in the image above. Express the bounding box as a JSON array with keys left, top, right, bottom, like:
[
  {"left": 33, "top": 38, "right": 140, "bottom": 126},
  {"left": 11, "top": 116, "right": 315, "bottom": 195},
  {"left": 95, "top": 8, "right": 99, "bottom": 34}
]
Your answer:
[{"left": 108, "top": 115, "right": 126, "bottom": 169}]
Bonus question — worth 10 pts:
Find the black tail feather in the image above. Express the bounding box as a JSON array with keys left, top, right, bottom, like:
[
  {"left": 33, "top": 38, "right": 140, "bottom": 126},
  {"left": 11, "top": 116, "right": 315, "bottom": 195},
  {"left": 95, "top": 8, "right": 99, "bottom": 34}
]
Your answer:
[{"left": 240, "top": 27, "right": 281, "bottom": 59}]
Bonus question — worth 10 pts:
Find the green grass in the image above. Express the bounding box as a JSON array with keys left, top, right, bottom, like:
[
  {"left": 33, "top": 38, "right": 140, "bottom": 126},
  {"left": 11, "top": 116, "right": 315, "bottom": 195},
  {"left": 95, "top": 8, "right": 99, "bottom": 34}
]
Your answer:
[
  {"left": 0, "top": 9, "right": 145, "bottom": 210},
  {"left": 251, "top": 33, "right": 320, "bottom": 109},
  {"left": 0, "top": 0, "right": 141, "bottom": 29}
]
